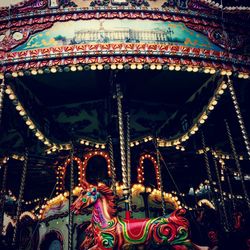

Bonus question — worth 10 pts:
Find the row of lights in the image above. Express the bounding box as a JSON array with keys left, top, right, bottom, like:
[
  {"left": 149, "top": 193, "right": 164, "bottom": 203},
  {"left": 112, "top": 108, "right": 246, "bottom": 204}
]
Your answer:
[
  {"left": 79, "top": 139, "right": 106, "bottom": 149},
  {"left": 1, "top": 64, "right": 249, "bottom": 79},
  {"left": 5, "top": 85, "right": 57, "bottom": 148},
  {"left": 138, "top": 154, "right": 161, "bottom": 190},
  {"left": 156, "top": 80, "right": 227, "bottom": 148}
]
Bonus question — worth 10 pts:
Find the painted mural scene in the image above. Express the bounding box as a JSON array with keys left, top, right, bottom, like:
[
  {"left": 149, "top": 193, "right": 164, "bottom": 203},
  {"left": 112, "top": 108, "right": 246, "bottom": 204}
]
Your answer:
[{"left": 0, "top": 0, "right": 250, "bottom": 250}]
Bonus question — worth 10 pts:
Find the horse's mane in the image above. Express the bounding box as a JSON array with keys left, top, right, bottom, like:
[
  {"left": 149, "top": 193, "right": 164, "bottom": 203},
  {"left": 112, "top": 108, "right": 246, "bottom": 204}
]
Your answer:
[{"left": 97, "top": 184, "right": 117, "bottom": 217}]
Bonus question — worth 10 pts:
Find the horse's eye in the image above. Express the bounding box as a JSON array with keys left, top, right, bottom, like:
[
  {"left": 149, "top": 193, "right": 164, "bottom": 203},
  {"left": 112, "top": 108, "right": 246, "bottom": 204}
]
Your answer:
[{"left": 82, "top": 198, "right": 87, "bottom": 203}]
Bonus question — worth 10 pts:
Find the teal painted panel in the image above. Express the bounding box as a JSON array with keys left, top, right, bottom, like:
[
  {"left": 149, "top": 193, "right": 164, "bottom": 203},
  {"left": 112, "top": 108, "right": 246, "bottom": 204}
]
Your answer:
[{"left": 13, "top": 19, "right": 222, "bottom": 51}]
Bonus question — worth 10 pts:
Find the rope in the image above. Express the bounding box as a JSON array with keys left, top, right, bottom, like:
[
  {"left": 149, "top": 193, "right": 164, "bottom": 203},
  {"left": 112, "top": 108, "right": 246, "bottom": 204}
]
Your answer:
[
  {"left": 12, "top": 148, "right": 28, "bottom": 246},
  {"left": 155, "top": 139, "right": 166, "bottom": 216},
  {"left": 108, "top": 136, "right": 117, "bottom": 195},
  {"left": 126, "top": 113, "right": 132, "bottom": 211},
  {"left": 68, "top": 143, "right": 74, "bottom": 250},
  {"left": 212, "top": 156, "right": 230, "bottom": 230},
  {"left": 0, "top": 78, "right": 5, "bottom": 125},
  {"left": 0, "top": 158, "right": 8, "bottom": 235},
  {"left": 227, "top": 78, "right": 250, "bottom": 160},
  {"left": 225, "top": 119, "right": 250, "bottom": 210}
]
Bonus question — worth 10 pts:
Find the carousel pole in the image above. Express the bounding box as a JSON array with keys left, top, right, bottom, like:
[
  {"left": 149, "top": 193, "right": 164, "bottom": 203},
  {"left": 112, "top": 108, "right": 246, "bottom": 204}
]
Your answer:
[
  {"left": 0, "top": 78, "right": 5, "bottom": 124},
  {"left": 68, "top": 143, "right": 74, "bottom": 250},
  {"left": 126, "top": 113, "right": 132, "bottom": 212},
  {"left": 114, "top": 81, "right": 130, "bottom": 218},
  {"left": 224, "top": 119, "right": 250, "bottom": 210},
  {"left": 227, "top": 77, "right": 250, "bottom": 160},
  {"left": 0, "top": 158, "right": 8, "bottom": 235},
  {"left": 155, "top": 139, "right": 166, "bottom": 216},
  {"left": 201, "top": 132, "right": 216, "bottom": 208},
  {"left": 12, "top": 148, "right": 29, "bottom": 246},
  {"left": 108, "top": 135, "right": 117, "bottom": 196},
  {"left": 212, "top": 156, "right": 230, "bottom": 230}
]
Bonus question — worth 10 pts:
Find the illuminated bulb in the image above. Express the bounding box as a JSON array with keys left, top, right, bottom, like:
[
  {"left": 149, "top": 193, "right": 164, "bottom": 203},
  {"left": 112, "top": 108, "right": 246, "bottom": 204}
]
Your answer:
[
  {"left": 16, "top": 105, "right": 22, "bottom": 111},
  {"left": 187, "top": 66, "right": 193, "bottom": 72},
  {"left": 37, "top": 69, "right": 43, "bottom": 74},
  {"left": 212, "top": 100, "right": 218, "bottom": 106},
  {"left": 117, "top": 64, "right": 123, "bottom": 70},
  {"left": 50, "top": 67, "right": 57, "bottom": 73},
  {"left": 137, "top": 64, "right": 143, "bottom": 70},
  {"left": 199, "top": 119, "right": 205, "bottom": 124},
  {"left": 0, "top": 73, "right": 4, "bottom": 79},
  {"left": 5, "top": 88, "right": 12, "bottom": 94},
  {"left": 175, "top": 65, "right": 181, "bottom": 71},
  {"left": 31, "top": 69, "right": 37, "bottom": 75},
  {"left": 77, "top": 65, "right": 83, "bottom": 71},
  {"left": 25, "top": 120, "right": 32, "bottom": 126},
  {"left": 221, "top": 70, "right": 227, "bottom": 75},
  {"left": 90, "top": 65, "right": 97, "bottom": 70},
  {"left": 29, "top": 124, "right": 35, "bottom": 129},
  {"left": 204, "top": 68, "right": 210, "bottom": 74},
  {"left": 9, "top": 94, "right": 15, "bottom": 100},
  {"left": 130, "top": 64, "right": 136, "bottom": 70},
  {"left": 243, "top": 74, "right": 249, "bottom": 79},
  {"left": 111, "top": 64, "right": 117, "bottom": 70},
  {"left": 221, "top": 83, "right": 227, "bottom": 89},
  {"left": 238, "top": 73, "right": 243, "bottom": 78},
  {"left": 210, "top": 68, "right": 216, "bottom": 74},
  {"left": 12, "top": 72, "right": 18, "bottom": 77},
  {"left": 218, "top": 89, "right": 224, "bottom": 95},
  {"left": 169, "top": 65, "right": 174, "bottom": 71},
  {"left": 203, "top": 114, "right": 208, "bottom": 120},
  {"left": 19, "top": 110, "right": 26, "bottom": 116},
  {"left": 70, "top": 65, "right": 77, "bottom": 72},
  {"left": 226, "top": 71, "right": 232, "bottom": 76},
  {"left": 193, "top": 67, "right": 199, "bottom": 72},
  {"left": 156, "top": 64, "right": 162, "bottom": 70},
  {"left": 97, "top": 64, "right": 103, "bottom": 70},
  {"left": 208, "top": 105, "right": 214, "bottom": 110},
  {"left": 150, "top": 64, "right": 156, "bottom": 70}
]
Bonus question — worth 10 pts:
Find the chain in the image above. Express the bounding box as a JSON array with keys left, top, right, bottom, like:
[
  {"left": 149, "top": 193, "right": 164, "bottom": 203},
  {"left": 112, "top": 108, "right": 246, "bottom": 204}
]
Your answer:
[
  {"left": 225, "top": 119, "right": 250, "bottom": 210},
  {"left": 108, "top": 136, "right": 117, "bottom": 195},
  {"left": 68, "top": 144, "right": 74, "bottom": 250},
  {"left": 0, "top": 159, "right": 8, "bottom": 235},
  {"left": 212, "top": 156, "right": 230, "bottom": 230},
  {"left": 227, "top": 77, "right": 250, "bottom": 160},
  {"left": 12, "top": 149, "right": 28, "bottom": 246}
]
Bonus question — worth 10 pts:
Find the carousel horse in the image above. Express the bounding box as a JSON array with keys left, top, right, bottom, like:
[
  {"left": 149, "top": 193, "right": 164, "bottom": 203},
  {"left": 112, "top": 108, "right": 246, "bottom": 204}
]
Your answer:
[{"left": 71, "top": 181, "right": 199, "bottom": 250}]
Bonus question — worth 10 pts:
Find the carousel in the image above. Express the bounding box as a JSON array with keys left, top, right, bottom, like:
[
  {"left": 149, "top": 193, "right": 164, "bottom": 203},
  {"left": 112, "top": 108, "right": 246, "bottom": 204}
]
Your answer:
[{"left": 0, "top": 0, "right": 250, "bottom": 249}]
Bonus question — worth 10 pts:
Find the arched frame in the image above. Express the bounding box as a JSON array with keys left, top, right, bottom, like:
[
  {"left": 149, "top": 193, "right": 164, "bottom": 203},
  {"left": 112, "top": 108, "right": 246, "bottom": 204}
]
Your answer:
[{"left": 137, "top": 154, "right": 161, "bottom": 190}]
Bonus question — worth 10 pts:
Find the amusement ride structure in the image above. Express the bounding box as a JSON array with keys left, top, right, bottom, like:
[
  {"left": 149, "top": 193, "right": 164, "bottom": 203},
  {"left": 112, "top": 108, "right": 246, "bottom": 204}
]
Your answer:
[{"left": 0, "top": 0, "right": 250, "bottom": 249}]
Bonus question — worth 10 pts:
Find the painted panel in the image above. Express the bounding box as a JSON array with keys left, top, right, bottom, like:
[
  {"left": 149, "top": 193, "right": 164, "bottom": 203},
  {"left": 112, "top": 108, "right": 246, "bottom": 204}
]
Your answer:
[{"left": 13, "top": 19, "right": 222, "bottom": 51}]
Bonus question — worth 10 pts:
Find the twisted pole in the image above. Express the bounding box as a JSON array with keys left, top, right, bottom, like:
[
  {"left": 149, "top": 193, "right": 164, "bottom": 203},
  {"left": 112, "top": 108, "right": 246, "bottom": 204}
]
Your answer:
[
  {"left": 212, "top": 156, "right": 229, "bottom": 230},
  {"left": 114, "top": 82, "right": 129, "bottom": 216},
  {"left": 108, "top": 136, "right": 117, "bottom": 195},
  {"left": 12, "top": 148, "right": 28, "bottom": 246},
  {"left": 68, "top": 143, "right": 74, "bottom": 250},
  {"left": 156, "top": 140, "right": 166, "bottom": 216},
  {"left": 0, "top": 158, "right": 8, "bottom": 235},
  {"left": 201, "top": 132, "right": 216, "bottom": 207},
  {"left": 0, "top": 78, "right": 5, "bottom": 125},
  {"left": 126, "top": 113, "right": 132, "bottom": 211},
  {"left": 227, "top": 77, "right": 250, "bottom": 160},
  {"left": 225, "top": 119, "right": 250, "bottom": 210}
]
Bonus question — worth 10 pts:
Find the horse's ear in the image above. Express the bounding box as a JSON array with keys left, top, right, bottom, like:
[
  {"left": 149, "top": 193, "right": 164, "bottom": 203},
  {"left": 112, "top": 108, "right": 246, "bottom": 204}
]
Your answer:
[{"left": 81, "top": 180, "right": 89, "bottom": 190}]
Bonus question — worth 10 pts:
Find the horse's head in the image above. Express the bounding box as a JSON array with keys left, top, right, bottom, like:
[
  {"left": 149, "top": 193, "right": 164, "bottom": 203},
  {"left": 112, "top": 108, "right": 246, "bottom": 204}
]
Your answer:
[{"left": 71, "top": 181, "right": 100, "bottom": 214}]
